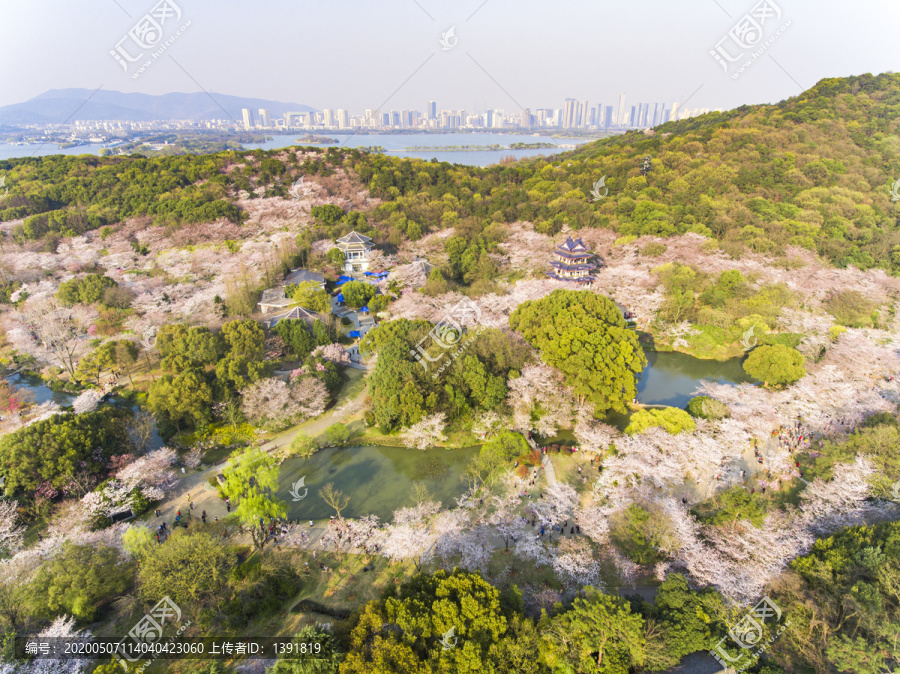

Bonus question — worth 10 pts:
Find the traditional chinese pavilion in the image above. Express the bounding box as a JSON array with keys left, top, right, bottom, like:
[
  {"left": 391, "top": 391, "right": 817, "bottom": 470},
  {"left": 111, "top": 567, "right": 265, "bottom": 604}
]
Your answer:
[{"left": 547, "top": 237, "right": 598, "bottom": 283}]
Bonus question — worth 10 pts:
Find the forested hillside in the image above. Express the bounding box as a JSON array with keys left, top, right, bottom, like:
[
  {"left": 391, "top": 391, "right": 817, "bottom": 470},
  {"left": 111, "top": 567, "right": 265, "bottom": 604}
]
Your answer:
[{"left": 2, "top": 73, "right": 899, "bottom": 277}]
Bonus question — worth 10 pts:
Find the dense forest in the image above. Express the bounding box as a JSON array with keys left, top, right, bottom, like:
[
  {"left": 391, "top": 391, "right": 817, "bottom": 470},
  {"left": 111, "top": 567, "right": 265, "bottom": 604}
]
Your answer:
[{"left": 1, "top": 74, "right": 899, "bottom": 276}]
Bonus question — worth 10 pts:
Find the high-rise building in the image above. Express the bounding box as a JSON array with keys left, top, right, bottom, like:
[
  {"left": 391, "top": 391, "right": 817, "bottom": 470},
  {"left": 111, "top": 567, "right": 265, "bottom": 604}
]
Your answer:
[
  {"left": 427, "top": 101, "right": 437, "bottom": 120},
  {"left": 522, "top": 108, "right": 532, "bottom": 129},
  {"left": 562, "top": 98, "right": 577, "bottom": 129},
  {"left": 336, "top": 109, "right": 350, "bottom": 128},
  {"left": 629, "top": 106, "right": 637, "bottom": 127},
  {"left": 323, "top": 109, "right": 335, "bottom": 127},
  {"left": 241, "top": 108, "right": 255, "bottom": 129},
  {"left": 617, "top": 93, "right": 627, "bottom": 127},
  {"left": 582, "top": 100, "right": 589, "bottom": 128},
  {"left": 258, "top": 109, "right": 271, "bottom": 127},
  {"left": 485, "top": 109, "right": 493, "bottom": 127},
  {"left": 670, "top": 101, "right": 680, "bottom": 121},
  {"left": 604, "top": 105, "right": 613, "bottom": 129}
]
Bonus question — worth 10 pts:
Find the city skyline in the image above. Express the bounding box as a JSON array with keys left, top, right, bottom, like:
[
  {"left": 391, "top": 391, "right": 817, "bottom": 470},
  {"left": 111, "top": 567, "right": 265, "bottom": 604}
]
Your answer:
[{"left": 2, "top": 0, "right": 897, "bottom": 118}]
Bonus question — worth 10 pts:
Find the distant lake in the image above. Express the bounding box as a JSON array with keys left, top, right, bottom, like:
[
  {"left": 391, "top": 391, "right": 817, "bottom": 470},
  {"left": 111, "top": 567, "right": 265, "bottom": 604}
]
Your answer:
[
  {"left": 0, "top": 132, "right": 601, "bottom": 167},
  {"left": 256, "top": 132, "right": 600, "bottom": 166}
]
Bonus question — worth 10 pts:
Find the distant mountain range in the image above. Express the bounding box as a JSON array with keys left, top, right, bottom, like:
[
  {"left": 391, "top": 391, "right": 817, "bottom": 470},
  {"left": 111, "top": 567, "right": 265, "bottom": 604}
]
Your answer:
[{"left": 0, "top": 89, "right": 316, "bottom": 125}]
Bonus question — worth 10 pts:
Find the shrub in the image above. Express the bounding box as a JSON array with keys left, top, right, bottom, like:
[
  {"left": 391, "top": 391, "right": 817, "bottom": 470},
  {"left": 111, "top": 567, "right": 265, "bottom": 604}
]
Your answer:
[
  {"left": 686, "top": 395, "right": 728, "bottom": 420},
  {"left": 640, "top": 242, "right": 667, "bottom": 256}
]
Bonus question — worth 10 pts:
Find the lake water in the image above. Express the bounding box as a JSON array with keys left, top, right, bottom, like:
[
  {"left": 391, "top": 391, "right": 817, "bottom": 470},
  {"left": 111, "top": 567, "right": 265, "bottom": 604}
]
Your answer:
[
  {"left": 256, "top": 132, "right": 597, "bottom": 166},
  {"left": 635, "top": 351, "right": 752, "bottom": 408},
  {"left": 6, "top": 372, "right": 165, "bottom": 449},
  {"left": 0, "top": 133, "right": 599, "bottom": 167},
  {"left": 278, "top": 444, "right": 478, "bottom": 522}
]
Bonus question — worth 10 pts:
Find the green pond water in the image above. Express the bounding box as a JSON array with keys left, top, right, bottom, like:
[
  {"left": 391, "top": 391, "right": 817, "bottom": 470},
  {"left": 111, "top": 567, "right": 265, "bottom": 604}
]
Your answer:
[
  {"left": 6, "top": 349, "right": 752, "bottom": 519},
  {"left": 278, "top": 444, "right": 479, "bottom": 522}
]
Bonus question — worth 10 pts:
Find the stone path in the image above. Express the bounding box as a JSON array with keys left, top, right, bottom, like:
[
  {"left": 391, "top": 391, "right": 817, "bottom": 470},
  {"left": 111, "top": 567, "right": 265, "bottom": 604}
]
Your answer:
[{"left": 542, "top": 455, "right": 559, "bottom": 487}]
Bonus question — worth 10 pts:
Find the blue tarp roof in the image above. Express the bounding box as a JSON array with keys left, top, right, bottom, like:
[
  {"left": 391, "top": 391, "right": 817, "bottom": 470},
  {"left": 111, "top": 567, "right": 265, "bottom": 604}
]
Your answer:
[{"left": 349, "top": 330, "right": 361, "bottom": 337}]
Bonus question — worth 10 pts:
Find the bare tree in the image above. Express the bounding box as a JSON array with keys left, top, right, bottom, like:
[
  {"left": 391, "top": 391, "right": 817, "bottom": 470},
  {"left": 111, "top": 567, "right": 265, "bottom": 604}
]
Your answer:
[
  {"left": 21, "top": 298, "right": 92, "bottom": 379},
  {"left": 320, "top": 482, "right": 350, "bottom": 523},
  {"left": 127, "top": 410, "right": 156, "bottom": 454}
]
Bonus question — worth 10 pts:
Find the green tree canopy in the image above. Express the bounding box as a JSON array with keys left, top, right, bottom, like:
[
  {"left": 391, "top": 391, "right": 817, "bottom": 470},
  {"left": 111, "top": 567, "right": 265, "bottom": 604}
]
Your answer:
[
  {"left": 289, "top": 281, "right": 331, "bottom": 313},
  {"left": 510, "top": 290, "right": 646, "bottom": 416},
  {"left": 341, "top": 281, "right": 377, "bottom": 309},
  {"left": 137, "top": 531, "right": 236, "bottom": 610},
  {"left": 29, "top": 544, "right": 133, "bottom": 622},
  {"left": 742, "top": 344, "right": 806, "bottom": 387},
  {"left": 56, "top": 274, "right": 118, "bottom": 306},
  {"left": 625, "top": 407, "right": 696, "bottom": 435},
  {"left": 221, "top": 447, "right": 287, "bottom": 548},
  {"left": 341, "top": 569, "right": 512, "bottom": 673},
  {"left": 541, "top": 587, "right": 645, "bottom": 673},
  {"left": 147, "top": 369, "right": 215, "bottom": 432},
  {"left": 0, "top": 408, "right": 129, "bottom": 494}
]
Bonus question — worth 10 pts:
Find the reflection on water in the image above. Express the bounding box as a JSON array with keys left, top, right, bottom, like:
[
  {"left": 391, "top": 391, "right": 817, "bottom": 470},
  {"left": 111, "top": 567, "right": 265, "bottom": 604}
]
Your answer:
[
  {"left": 5, "top": 372, "right": 164, "bottom": 449},
  {"left": 278, "top": 444, "right": 478, "bottom": 521},
  {"left": 635, "top": 351, "right": 752, "bottom": 408}
]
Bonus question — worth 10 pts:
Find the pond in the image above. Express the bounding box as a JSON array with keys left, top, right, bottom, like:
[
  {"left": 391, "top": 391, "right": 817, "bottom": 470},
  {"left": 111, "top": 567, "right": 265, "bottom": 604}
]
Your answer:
[
  {"left": 5, "top": 372, "right": 165, "bottom": 450},
  {"left": 635, "top": 350, "right": 753, "bottom": 408},
  {"left": 278, "top": 444, "right": 479, "bottom": 522}
]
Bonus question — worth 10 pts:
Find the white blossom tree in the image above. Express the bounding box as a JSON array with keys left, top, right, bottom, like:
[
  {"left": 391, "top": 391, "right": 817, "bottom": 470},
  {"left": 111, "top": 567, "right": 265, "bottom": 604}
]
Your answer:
[
  {"left": 240, "top": 376, "right": 328, "bottom": 430},
  {"left": 402, "top": 412, "right": 448, "bottom": 450},
  {"left": 0, "top": 500, "right": 25, "bottom": 557},
  {"left": 507, "top": 363, "right": 575, "bottom": 436}
]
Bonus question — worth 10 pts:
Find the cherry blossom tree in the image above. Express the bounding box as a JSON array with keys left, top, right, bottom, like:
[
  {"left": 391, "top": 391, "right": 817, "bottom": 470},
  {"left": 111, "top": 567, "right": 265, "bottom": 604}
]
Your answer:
[
  {"left": 552, "top": 537, "right": 602, "bottom": 590},
  {"left": 31, "top": 614, "right": 93, "bottom": 674},
  {"left": 311, "top": 343, "right": 350, "bottom": 366},
  {"left": 379, "top": 500, "right": 442, "bottom": 563},
  {"left": 507, "top": 363, "right": 575, "bottom": 436},
  {"left": 240, "top": 376, "right": 328, "bottom": 430},
  {"left": 0, "top": 500, "right": 24, "bottom": 557},
  {"left": 471, "top": 410, "right": 507, "bottom": 440},
  {"left": 71, "top": 389, "right": 104, "bottom": 415},
  {"left": 116, "top": 447, "right": 177, "bottom": 491},
  {"left": 574, "top": 406, "right": 618, "bottom": 454},
  {"left": 183, "top": 447, "right": 203, "bottom": 469},
  {"left": 532, "top": 483, "right": 578, "bottom": 529},
  {"left": 402, "top": 412, "right": 448, "bottom": 449}
]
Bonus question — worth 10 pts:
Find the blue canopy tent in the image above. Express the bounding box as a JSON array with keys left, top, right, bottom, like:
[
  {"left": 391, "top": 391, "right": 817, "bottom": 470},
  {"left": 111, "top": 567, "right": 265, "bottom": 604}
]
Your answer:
[
  {"left": 349, "top": 330, "right": 361, "bottom": 338},
  {"left": 360, "top": 306, "right": 369, "bottom": 313},
  {"left": 337, "top": 293, "right": 344, "bottom": 303}
]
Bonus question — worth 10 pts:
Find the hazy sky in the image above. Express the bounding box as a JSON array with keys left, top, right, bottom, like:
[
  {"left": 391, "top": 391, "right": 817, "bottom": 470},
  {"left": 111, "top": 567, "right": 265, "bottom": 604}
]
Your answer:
[{"left": 1, "top": 0, "right": 898, "bottom": 115}]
